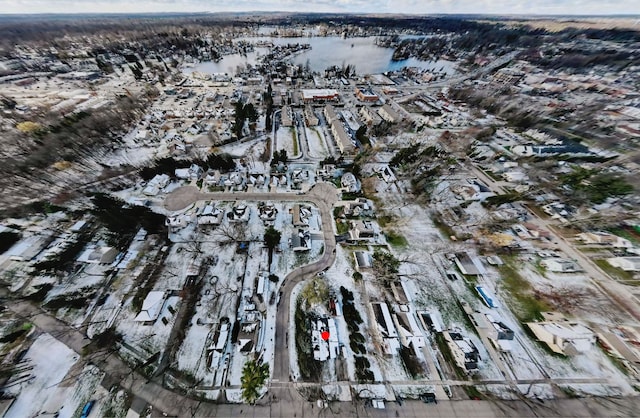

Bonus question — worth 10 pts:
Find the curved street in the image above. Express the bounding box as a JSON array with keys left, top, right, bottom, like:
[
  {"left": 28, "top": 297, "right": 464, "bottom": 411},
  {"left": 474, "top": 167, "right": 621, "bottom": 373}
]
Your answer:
[{"left": 164, "top": 182, "right": 339, "bottom": 385}]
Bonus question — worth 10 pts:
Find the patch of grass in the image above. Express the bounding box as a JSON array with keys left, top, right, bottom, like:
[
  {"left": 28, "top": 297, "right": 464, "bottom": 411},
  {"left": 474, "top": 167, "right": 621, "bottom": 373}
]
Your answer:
[
  {"left": 434, "top": 333, "right": 467, "bottom": 381},
  {"left": 577, "top": 246, "right": 608, "bottom": 254},
  {"left": 343, "top": 244, "right": 369, "bottom": 251},
  {"left": 432, "top": 215, "right": 471, "bottom": 241},
  {"left": 377, "top": 214, "right": 393, "bottom": 228},
  {"left": 607, "top": 227, "right": 640, "bottom": 246},
  {"left": 559, "top": 386, "right": 580, "bottom": 398},
  {"left": 463, "top": 385, "right": 484, "bottom": 400},
  {"left": 336, "top": 220, "right": 349, "bottom": 235},
  {"left": 290, "top": 128, "right": 299, "bottom": 156},
  {"left": 300, "top": 277, "right": 329, "bottom": 307},
  {"left": 385, "top": 230, "right": 408, "bottom": 248},
  {"left": 399, "top": 346, "right": 426, "bottom": 378},
  {"left": 498, "top": 257, "right": 550, "bottom": 322},
  {"left": 594, "top": 259, "right": 636, "bottom": 282},
  {"left": 534, "top": 261, "right": 547, "bottom": 278}
]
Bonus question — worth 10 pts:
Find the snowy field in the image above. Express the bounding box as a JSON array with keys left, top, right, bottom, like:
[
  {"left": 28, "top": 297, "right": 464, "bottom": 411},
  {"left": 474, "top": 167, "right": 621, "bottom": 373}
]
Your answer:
[
  {"left": 4, "top": 334, "right": 80, "bottom": 418},
  {"left": 276, "top": 126, "right": 301, "bottom": 159},
  {"left": 306, "top": 127, "right": 330, "bottom": 160}
]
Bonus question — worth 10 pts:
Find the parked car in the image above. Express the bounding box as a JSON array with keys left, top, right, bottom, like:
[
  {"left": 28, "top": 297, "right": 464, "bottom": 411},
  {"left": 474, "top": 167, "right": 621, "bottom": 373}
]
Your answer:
[{"left": 80, "top": 400, "right": 96, "bottom": 418}]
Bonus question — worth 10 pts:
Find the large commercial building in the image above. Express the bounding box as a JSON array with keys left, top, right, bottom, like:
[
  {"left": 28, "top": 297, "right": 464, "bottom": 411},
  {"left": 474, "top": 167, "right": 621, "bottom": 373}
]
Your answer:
[
  {"left": 355, "top": 86, "right": 379, "bottom": 102},
  {"left": 302, "top": 89, "right": 339, "bottom": 103}
]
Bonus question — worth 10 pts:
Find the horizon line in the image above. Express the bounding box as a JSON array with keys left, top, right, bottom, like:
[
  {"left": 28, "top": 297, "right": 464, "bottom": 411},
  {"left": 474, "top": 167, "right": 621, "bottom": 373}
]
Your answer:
[{"left": 0, "top": 11, "right": 639, "bottom": 18}]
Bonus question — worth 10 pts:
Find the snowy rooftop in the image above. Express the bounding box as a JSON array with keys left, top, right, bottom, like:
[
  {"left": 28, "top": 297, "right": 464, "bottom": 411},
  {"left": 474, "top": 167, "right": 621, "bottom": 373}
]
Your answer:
[{"left": 134, "top": 291, "right": 167, "bottom": 322}]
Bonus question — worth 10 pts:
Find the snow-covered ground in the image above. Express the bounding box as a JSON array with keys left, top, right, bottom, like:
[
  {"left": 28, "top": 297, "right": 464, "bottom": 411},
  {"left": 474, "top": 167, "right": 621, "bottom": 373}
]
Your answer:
[
  {"left": 306, "top": 126, "right": 330, "bottom": 160},
  {"left": 275, "top": 126, "right": 301, "bottom": 159},
  {"left": 143, "top": 200, "right": 328, "bottom": 397},
  {"left": 4, "top": 334, "right": 80, "bottom": 418},
  {"left": 363, "top": 164, "right": 639, "bottom": 399}
]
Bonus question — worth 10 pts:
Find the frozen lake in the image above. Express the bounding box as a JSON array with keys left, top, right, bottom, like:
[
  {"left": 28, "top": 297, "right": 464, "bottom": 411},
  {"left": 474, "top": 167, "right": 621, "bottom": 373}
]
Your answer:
[{"left": 184, "top": 35, "right": 455, "bottom": 76}]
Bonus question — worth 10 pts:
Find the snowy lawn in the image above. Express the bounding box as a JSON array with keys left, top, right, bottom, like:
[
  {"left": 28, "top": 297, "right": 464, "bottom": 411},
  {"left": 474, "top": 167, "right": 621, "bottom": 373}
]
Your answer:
[{"left": 5, "top": 334, "right": 79, "bottom": 418}]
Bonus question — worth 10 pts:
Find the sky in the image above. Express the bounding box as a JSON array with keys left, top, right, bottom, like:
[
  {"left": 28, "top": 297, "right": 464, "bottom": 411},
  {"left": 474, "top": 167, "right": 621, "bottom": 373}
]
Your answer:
[{"left": 0, "top": 0, "right": 638, "bottom": 15}]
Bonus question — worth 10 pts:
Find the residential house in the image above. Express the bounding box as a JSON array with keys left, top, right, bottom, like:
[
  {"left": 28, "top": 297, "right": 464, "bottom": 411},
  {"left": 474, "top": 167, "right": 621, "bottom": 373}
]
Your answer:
[
  {"left": 290, "top": 229, "right": 311, "bottom": 252},
  {"left": 237, "top": 311, "right": 261, "bottom": 353},
  {"left": 393, "top": 310, "right": 426, "bottom": 349},
  {"left": 492, "top": 68, "right": 525, "bottom": 85},
  {"left": 353, "top": 250, "right": 373, "bottom": 271},
  {"left": 291, "top": 204, "right": 311, "bottom": 227},
  {"left": 481, "top": 314, "right": 515, "bottom": 351},
  {"left": 197, "top": 203, "right": 224, "bottom": 226},
  {"left": 324, "top": 104, "right": 339, "bottom": 123},
  {"left": 502, "top": 170, "right": 529, "bottom": 183},
  {"left": 166, "top": 214, "right": 191, "bottom": 230},
  {"left": 349, "top": 220, "right": 375, "bottom": 241},
  {"left": 258, "top": 203, "right": 278, "bottom": 224},
  {"left": 540, "top": 258, "right": 582, "bottom": 273},
  {"left": 6, "top": 235, "right": 51, "bottom": 262},
  {"left": 77, "top": 246, "right": 118, "bottom": 264},
  {"left": 227, "top": 204, "right": 250, "bottom": 222},
  {"left": 175, "top": 164, "right": 203, "bottom": 180},
  {"left": 343, "top": 198, "right": 374, "bottom": 217},
  {"left": 527, "top": 312, "right": 595, "bottom": 355},
  {"left": 597, "top": 326, "right": 640, "bottom": 372},
  {"left": 443, "top": 330, "right": 479, "bottom": 371},
  {"left": 311, "top": 317, "right": 339, "bottom": 361},
  {"left": 340, "top": 110, "right": 361, "bottom": 136},
  {"left": 341, "top": 172, "right": 361, "bottom": 193},
  {"left": 134, "top": 291, "right": 167, "bottom": 324},
  {"left": 371, "top": 302, "right": 401, "bottom": 355},
  {"left": 607, "top": 257, "right": 640, "bottom": 272},
  {"left": 454, "top": 252, "right": 486, "bottom": 276},
  {"left": 577, "top": 232, "right": 633, "bottom": 248}
]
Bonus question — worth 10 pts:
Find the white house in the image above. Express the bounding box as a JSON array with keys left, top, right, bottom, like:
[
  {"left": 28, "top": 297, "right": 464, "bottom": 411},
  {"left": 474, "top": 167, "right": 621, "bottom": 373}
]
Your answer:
[
  {"left": 607, "top": 257, "right": 640, "bottom": 272},
  {"left": 77, "top": 246, "right": 118, "bottom": 264},
  {"left": 527, "top": 320, "right": 595, "bottom": 355},
  {"left": 134, "top": 291, "right": 167, "bottom": 324},
  {"left": 341, "top": 172, "right": 361, "bottom": 193},
  {"left": 540, "top": 258, "right": 582, "bottom": 273},
  {"left": 175, "top": 164, "right": 203, "bottom": 180},
  {"left": 577, "top": 232, "right": 633, "bottom": 248}
]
